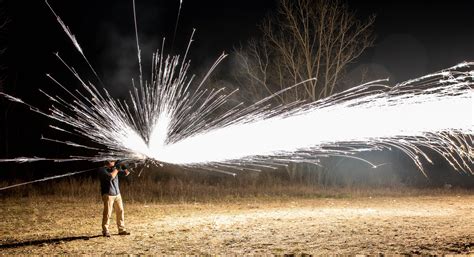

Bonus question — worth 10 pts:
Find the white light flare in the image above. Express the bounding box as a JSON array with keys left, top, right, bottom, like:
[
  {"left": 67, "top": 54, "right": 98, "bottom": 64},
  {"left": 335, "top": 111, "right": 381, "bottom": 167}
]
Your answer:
[
  {"left": 151, "top": 70, "right": 472, "bottom": 174},
  {"left": 157, "top": 91, "right": 472, "bottom": 164},
  {"left": 147, "top": 110, "right": 173, "bottom": 158}
]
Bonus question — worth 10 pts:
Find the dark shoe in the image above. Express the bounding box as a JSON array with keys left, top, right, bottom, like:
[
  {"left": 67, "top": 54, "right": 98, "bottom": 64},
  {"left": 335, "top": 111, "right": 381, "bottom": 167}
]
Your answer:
[
  {"left": 103, "top": 231, "right": 111, "bottom": 237},
  {"left": 118, "top": 231, "right": 130, "bottom": 235}
]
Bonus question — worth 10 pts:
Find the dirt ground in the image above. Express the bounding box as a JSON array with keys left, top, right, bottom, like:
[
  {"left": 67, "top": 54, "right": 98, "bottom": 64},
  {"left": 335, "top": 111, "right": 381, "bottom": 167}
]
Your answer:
[{"left": 1, "top": 195, "right": 474, "bottom": 255}]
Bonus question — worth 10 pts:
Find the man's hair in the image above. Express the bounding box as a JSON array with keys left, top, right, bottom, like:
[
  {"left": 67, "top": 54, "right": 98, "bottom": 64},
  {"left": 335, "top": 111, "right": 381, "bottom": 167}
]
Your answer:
[{"left": 103, "top": 160, "right": 116, "bottom": 165}]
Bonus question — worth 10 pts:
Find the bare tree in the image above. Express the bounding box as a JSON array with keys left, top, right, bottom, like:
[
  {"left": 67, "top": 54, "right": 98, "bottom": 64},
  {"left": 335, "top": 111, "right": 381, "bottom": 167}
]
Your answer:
[
  {"left": 233, "top": 0, "right": 376, "bottom": 183},
  {"left": 234, "top": 0, "right": 375, "bottom": 104}
]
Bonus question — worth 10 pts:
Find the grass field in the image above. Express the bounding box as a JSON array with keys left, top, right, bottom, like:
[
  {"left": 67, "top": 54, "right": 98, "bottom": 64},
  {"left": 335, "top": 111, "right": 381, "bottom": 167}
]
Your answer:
[{"left": 1, "top": 190, "right": 474, "bottom": 254}]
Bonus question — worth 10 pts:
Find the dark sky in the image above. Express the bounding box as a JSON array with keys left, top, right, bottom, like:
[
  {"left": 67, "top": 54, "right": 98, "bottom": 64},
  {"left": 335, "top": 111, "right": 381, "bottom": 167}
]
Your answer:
[
  {"left": 348, "top": 0, "right": 474, "bottom": 82},
  {"left": 5, "top": 0, "right": 474, "bottom": 87},
  {"left": 3, "top": 0, "right": 474, "bottom": 92},
  {"left": 0, "top": 0, "right": 473, "bottom": 182}
]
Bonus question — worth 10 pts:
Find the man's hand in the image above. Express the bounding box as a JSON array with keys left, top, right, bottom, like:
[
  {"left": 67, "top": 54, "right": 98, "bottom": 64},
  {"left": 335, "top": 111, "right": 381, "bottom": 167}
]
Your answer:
[
  {"left": 110, "top": 167, "right": 119, "bottom": 178},
  {"left": 114, "top": 160, "right": 123, "bottom": 170},
  {"left": 124, "top": 169, "right": 130, "bottom": 176}
]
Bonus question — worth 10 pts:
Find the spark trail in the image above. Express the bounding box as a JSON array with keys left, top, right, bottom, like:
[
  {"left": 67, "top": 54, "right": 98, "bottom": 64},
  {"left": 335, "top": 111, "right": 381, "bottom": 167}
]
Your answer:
[
  {"left": 149, "top": 62, "right": 473, "bottom": 175},
  {"left": 0, "top": 1, "right": 473, "bottom": 189}
]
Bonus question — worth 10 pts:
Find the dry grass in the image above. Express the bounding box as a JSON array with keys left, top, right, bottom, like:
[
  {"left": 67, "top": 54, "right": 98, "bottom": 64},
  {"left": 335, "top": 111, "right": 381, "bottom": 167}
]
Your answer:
[
  {"left": 0, "top": 170, "right": 467, "bottom": 204},
  {"left": 2, "top": 170, "right": 473, "bottom": 254},
  {"left": 1, "top": 194, "right": 474, "bottom": 254}
]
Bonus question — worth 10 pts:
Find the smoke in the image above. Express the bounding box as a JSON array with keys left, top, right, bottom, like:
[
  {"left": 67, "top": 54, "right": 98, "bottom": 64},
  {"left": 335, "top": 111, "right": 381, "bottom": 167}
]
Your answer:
[
  {"left": 95, "top": 1, "right": 165, "bottom": 98},
  {"left": 372, "top": 34, "right": 428, "bottom": 83},
  {"left": 342, "top": 63, "right": 393, "bottom": 90}
]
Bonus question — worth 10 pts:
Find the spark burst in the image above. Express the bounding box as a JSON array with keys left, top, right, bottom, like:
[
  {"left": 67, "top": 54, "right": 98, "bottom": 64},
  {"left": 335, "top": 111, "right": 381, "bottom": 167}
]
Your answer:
[{"left": 0, "top": 1, "right": 473, "bottom": 188}]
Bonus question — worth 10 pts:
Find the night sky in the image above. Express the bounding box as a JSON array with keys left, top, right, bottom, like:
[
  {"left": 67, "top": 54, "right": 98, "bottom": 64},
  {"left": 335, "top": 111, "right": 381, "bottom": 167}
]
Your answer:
[
  {"left": 4, "top": 0, "right": 474, "bottom": 87},
  {"left": 0, "top": 0, "right": 473, "bottom": 180}
]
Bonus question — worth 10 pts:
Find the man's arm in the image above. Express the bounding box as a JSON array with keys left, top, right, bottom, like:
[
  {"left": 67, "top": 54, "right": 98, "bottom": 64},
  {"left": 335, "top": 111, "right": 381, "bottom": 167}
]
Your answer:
[
  {"left": 99, "top": 167, "right": 119, "bottom": 179},
  {"left": 115, "top": 161, "right": 130, "bottom": 176},
  {"left": 123, "top": 169, "right": 130, "bottom": 176},
  {"left": 110, "top": 168, "right": 119, "bottom": 178}
]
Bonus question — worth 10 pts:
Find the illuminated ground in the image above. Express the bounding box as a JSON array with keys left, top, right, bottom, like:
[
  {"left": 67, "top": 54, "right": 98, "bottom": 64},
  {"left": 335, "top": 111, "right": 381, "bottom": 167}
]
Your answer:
[{"left": 1, "top": 195, "right": 474, "bottom": 254}]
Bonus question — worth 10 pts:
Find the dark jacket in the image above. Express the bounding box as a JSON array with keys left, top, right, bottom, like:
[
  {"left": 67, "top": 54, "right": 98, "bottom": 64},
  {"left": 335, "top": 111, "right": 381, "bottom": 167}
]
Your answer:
[{"left": 98, "top": 163, "right": 128, "bottom": 196}]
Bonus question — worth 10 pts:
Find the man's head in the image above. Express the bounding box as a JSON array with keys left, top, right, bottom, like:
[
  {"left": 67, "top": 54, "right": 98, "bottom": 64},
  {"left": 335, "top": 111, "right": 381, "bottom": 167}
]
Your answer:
[{"left": 104, "top": 160, "right": 116, "bottom": 168}]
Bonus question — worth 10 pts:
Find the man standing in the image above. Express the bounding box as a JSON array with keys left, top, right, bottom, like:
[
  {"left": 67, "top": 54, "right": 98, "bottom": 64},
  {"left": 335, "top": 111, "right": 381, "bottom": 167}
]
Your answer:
[{"left": 98, "top": 160, "right": 131, "bottom": 237}]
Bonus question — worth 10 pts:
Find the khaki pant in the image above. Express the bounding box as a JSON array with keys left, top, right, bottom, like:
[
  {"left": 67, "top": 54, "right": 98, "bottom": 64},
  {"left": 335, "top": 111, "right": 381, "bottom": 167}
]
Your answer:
[{"left": 102, "top": 194, "right": 126, "bottom": 233}]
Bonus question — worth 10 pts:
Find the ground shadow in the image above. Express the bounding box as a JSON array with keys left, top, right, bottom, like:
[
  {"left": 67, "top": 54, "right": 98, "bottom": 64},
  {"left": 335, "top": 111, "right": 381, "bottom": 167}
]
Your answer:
[{"left": 0, "top": 235, "right": 102, "bottom": 249}]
